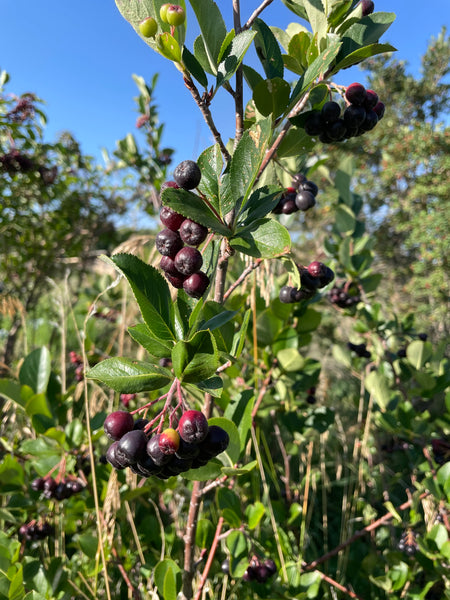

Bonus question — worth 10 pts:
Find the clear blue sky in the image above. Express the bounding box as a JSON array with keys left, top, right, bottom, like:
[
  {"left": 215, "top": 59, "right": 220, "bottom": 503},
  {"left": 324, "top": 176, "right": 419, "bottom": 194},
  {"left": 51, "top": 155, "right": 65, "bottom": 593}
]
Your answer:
[{"left": 1, "top": 1, "right": 448, "bottom": 168}]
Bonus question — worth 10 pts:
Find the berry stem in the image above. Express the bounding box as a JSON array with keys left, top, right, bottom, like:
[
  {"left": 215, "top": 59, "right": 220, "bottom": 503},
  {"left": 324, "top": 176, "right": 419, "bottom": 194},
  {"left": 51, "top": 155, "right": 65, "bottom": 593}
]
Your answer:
[
  {"left": 193, "top": 516, "right": 224, "bottom": 600},
  {"left": 223, "top": 258, "right": 263, "bottom": 300}
]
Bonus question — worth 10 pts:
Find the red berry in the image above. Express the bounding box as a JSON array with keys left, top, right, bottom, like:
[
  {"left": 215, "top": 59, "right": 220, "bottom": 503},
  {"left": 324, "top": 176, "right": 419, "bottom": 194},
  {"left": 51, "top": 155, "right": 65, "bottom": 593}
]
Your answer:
[
  {"left": 183, "top": 272, "right": 210, "bottom": 298},
  {"left": 345, "top": 82, "right": 367, "bottom": 106},
  {"left": 177, "top": 410, "right": 209, "bottom": 444},
  {"left": 159, "top": 428, "right": 180, "bottom": 455},
  {"left": 104, "top": 411, "right": 134, "bottom": 441}
]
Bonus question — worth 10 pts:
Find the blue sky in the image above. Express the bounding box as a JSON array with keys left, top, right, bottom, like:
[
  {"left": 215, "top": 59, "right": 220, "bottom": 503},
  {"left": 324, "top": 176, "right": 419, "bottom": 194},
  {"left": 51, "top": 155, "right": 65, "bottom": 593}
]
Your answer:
[{"left": 1, "top": 1, "right": 449, "bottom": 168}]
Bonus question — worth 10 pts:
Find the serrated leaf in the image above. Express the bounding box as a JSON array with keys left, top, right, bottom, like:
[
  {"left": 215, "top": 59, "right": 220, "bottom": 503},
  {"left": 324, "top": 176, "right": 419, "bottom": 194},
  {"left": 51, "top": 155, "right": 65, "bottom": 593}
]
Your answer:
[
  {"left": 189, "top": 376, "right": 223, "bottom": 398},
  {"left": 277, "top": 126, "right": 315, "bottom": 157},
  {"left": 253, "top": 18, "right": 284, "bottom": 79},
  {"left": 109, "top": 253, "right": 175, "bottom": 341},
  {"left": 216, "top": 30, "right": 256, "bottom": 89},
  {"left": 189, "top": 0, "right": 227, "bottom": 71},
  {"left": 171, "top": 330, "right": 219, "bottom": 383},
  {"left": 196, "top": 144, "right": 223, "bottom": 215},
  {"left": 238, "top": 185, "right": 283, "bottom": 225},
  {"left": 128, "top": 324, "right": 173, "bottom": 358},
  {"left": 86, "top": 357, "right": 171, "bottom": 393},
  {"left": 336, "top": 12, "right": 396, "bottom": 62},
  {"left": 182, "top": 45, "right": 208, "bottom": 87},
  {"left": 253, "top": 77, "right": 291, "bottom": 118},
  {"left": 161, "top": 187, "right": 230, "bottom": 236},
  {"left": 230, "top": 218, "right": 291, "bottom": 259},
  {"left": 19, "top": 347, "right": 51, "bottom": 395}
]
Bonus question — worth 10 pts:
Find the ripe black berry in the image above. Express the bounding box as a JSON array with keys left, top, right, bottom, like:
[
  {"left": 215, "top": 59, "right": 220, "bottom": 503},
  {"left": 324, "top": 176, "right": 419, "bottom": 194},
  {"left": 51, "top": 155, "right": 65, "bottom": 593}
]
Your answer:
[
  {"left": 155, "top": 228, "right": 183, "bottom": 258},
  {"left": 198, "top": 425, "right": 229, "bottom": 458},
  {"left": 291, "top": 173, "right": 307, "bottom": 188},
  {"left": 343, "top": 104, "right": 366, "bottom": 128},
  {"left": 345, "top": 83, "right": 367, "bottom": 106},
  {"left": 116, "top": 430, "right": 148, "bottom": 465},
  {"left": 364, "top": 89, "right": 379, "bottom": 110},
  {"left": 304, "top": 112, "right": 324, "bottom": 136},
  {"left": 373, "top": 101, "right": 385, "bottom": 119},
  {"left": 295, "top": 190, "right": 316, "bottom": 211},
  {"left": 301, "top": 180, "right": 319, "bottom": 197},
  {"left": 165, "top": 272, "right": 187, "bottom": 289},
  {"left": 178, "top": 410, "right": 209, "bottom": 444},
  {"left": 147, "top": 434, "right": 171, "bottom": 466},
  {"left": 104, "top": 411, "right": 134, "bottom": 441},
  {"left": 360, "top": 110, "right": 378, "bottom": 132},
  {"left": 360, "top": 0, "right": 375, "bottom": 15},
  {"left": 173, "top": 160, "right": 202, "bottom": 190},
  {"left": 179, "top": 219, "right": 208, "bottom": 246},
  {"left": 321, "top": 101, "right": 341, "bottom": 123},
  {"left": 174, "top": 246, "right": 203, "bottom": 276},
  {"left": 183, "top": 271, "right": 210, "bottom": 298},
  {"left": 279, "top": 286, "right": 294, "bottom": 303}
]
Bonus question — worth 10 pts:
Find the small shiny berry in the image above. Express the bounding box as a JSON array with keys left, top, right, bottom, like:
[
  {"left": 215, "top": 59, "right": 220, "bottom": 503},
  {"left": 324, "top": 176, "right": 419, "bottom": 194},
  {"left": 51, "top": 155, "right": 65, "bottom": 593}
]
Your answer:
[
  {"left": 139, "top": 17, "right": 158, "bottom": 38},
  {"left": 166, "top": 5, "right": 186, "bottom": 27}
]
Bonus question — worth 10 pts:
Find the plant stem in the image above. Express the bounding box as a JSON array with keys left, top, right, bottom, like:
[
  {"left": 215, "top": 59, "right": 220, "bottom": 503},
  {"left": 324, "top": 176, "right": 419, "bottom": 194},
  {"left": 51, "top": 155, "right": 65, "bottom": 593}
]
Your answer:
[
  {"left": 242, "top": 0, "right": 275, "bottom": 30},
  {"left": 193, "top": 517, "right": 224, "bottom": 600},
  {"left": 233, "top": 0, "right": 244, "bottom": 147}
]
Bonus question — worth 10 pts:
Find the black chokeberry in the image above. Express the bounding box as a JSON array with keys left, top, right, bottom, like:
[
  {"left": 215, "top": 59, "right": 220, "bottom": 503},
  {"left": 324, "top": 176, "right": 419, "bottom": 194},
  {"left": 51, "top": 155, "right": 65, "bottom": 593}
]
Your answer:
[
  {"left": 304, "top": 112, "right": 324, "bottom": 136},
  {"left": 155, "top": 228, "right": 183, "bottom": 258},
  {"left": 116, "top": 430, "right": 148, "bottom": 465},
  {"left": 321, "top": 101, "right": 341, "bottom": 123},
  {"left": 179, "top": 219, "right": 208, "bottom": 246},
  {"left": 173, "top": 160, "right": 202, "bottom": 190},
  {"left": 174, "top": 246, "right": 203, "bottom": 276},
  {"left": 301, "top": 180, "right": 319, "bottom": 197},
  {"left": 160, "top": 205, "right": 185, "bottom": 231},
  {"left": 295, "top": 190, "right": 316, "bottom": 211},
  {"left": 178, "top": 410, "right": 209, "bottom": 444},
  {"left": 104, "top": 411, "right": 134, "bottom": 441},
  {"left": 279, "top": 286, "right": 294, "bottom": 303},
  {"left": 198, "top": 425, "right": 229, "bottom": 458},
  {"left": 183, "top": 271, "right": 210, "bottom": 298},
  {"left": 345, "top": 83, "right": 367, "bottom": 106}
]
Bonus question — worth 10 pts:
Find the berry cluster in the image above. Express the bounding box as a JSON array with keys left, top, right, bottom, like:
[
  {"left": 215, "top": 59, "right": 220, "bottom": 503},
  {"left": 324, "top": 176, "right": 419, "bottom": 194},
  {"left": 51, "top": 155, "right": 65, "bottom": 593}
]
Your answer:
[
  {"left": 157, "top": 161, "right": 210, "bottom": 299},
  {"left": 304, "top": 83, "right": 385, "bottom": 144},
  {"left": 104, "top": 409, "right": 229, "bottom": 479},
  {"left": 347, "top": 341, "right": 371, "bottom": 359},
  {"left": 397, "top": 530, "right": 418, "bottom": 556},
  {"left": 328, "top": 282, "right": 361, "bottom": 308},
  {"left": 31, "top": 476, "right": 84, "bottom": 500},
  {"left": 279, "top": 261, "right": 335, "bottom": 304},
  {"left": 243, "top": 556, "right": 277, "bottom": 583},
  {"left": 19, "top": 520, "right": 54, "bottom": 541},
  {"left": 273, "top": 173, "right": 319, "bottom": 214}
]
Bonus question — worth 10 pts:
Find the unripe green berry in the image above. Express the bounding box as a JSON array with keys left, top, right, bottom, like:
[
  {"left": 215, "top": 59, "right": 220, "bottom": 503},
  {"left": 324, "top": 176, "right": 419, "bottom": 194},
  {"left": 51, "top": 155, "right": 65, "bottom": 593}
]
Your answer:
[
  {"left": 160, "top": 3, "right": 171, "bottom": 23},
  {"left": 166, "top": 5, "right": 185, "bottom": 27},
  {"left": 139, "top": 17, "right": 158, "bottom": 38}
]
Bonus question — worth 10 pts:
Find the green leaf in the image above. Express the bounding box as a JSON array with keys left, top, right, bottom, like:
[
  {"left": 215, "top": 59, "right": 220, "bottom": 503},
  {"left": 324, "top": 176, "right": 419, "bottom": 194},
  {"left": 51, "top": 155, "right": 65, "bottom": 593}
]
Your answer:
[
  {"left": 242, "top": 64, "right": 264, "bottom": 92},
  {"left": 216, "top": 30, "right": 256, "bottom": 89},
  {"left": 163, "top": 567, "right": 177, "bottom": 600},
  {"left": 407, "top": 340, "right": 433, "bottom": 370},
  {"left": 195, "top": 519, "right": 215, "bottom": 548},
  {"left": 0, "top": 380, "right": 25, "bottom": 409},
  {"left": 25, "top": 393, "right": 53, "bottom": 420},
  {"left": 76, "top": 534, "right": 98, "bottom": 559},
  {"left": 289, "top": 38, "right": 342, "bottom": 110},
  {"left": 335, "top": 204, "right": 356, "bottom": 234},
  {"left": 221, "top": 460, "right": 257, "bottom": 476},
  {"left": 253, "top": 77, "right": 291, "bottom": 118},
  {"left": 246, "top": 502, "right": 265, "bottom": 530},
  {"left": 231, "top": 309, "right": 251, "bottom": 358},
  {"left": 0, "top": 455, "right": 24, "bottom": 491},
  {"left": 226, "top": 530, "right": 247, "bottom": 558},
  {"left": 188, "top": 376, "right": 223, "bottom": 398},
  {"left": 297, "top": 307, "right": 322, "bottom": 333},
  {"left": 19, "top": 347, "right": 51, "bottom": 395},
  {"left": 332, "top": 42, "right": 397, "bottom": 73},
  {"left": 277, "top": 126, "right": 315, "bottom": 157},
  {"left": 208, "top": 416, "right": 240, "bottom": 464},
  {"left": 161, "top": 187, "right": 230, "bottom": 236},
  {"left": 184, "top": 458, "right": 222, "bottom": 481},
  {"left": 230, "top": 218, "right": 291, "bottom": 259},
  {"left": 336, "top": 12, "right": 396, "bottom": 62},
  {"left": 238, "top": 186, "right": 283, "bottom": 225},
  {"left": 8, "top": 564, "right": 24, "bottom": 600},
  {"left": 182, "top": 46, "right": 208, "bottom": 88},
  {"left": 109, "top": 253, "right": 175, "bottom": 341},
  {"left": 365, "top": 370, "right": 391, "bottom": 409},
  {"left": 193, "top": 35, "right": 215, "bottom": 75},
  {"left": 287, "top": 31, "right": 311, "bottom": 73},
  {"left": 188, "top": 0, "right": 227, "bottom": 71},
  {"left": 128, "top": 324, "right": 173, "bottom": 358},
  {"left": 224, "top": 390, "right": 255, "bottom": 452},
  {"left": 303, "top": 0, "right": 327, "bottom": 42},
  {"left": 281, "top": 0, "right": 308, "bottom": 21},
  {"left": 277, "top": 348, "right": 304, "bottom": 372},
  {"left": 197, "top": 144, "right": 223, "bottom": 216},
  {"left": 171, "top": 330, "right": 219, "bottom": 383},
  {"left": 253, "top": 18, "right": 284, "bottom": 79},
  {"left": 86, "top": 358, "right": 171, "bottom": 393},
  {"left": 230, "top": 118, "right": 272, "bottom": 214},
  {"left": 154, "top": 560, "right": 181, "bottom": 600},
  {"left": 156, "top": 32, "right": 182, "bottom": 62}
]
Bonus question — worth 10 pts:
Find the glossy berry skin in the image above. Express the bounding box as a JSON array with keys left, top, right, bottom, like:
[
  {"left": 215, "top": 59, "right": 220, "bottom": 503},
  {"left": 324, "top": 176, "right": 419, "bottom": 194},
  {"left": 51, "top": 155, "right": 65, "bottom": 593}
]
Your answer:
[
  {"left": 178, "top": 410, "right": 209, "bottom": 444},
  {"left": 179, "top": 219, "right": 208, "bottom": 246},
  {"left": 156, "top": 228, "right": 183, "bottom": 257},
  {"left": 174, "top": 246, "right": 203, "bottom": 276},
  {"left": 318, "top": 266, "right": 335, "bottom": 287},
  {"left": 139, "top": 17, "right": 158, "bottom": 38},
  {"left": 199, "top": 425, "right": 229, "bottom": 458},
  {"left": 116, "top": 430, "right": 148, "bottom": 465},
  {"left": 147, "top": 434, "right": 171, "bottom": 466},
  {"left": 104, "top": 411, "right": 134, "bottom": 441},
  {"left": 183, "top": 271, "right": 210, "bottom": 298},
  {"left": 279, "top": 285, "right": 294, "bottom": 303},
  {"left": 281, "top": 199, "right": 296, "bottom": 214},
  {"left": 308, "top": 261, "right": 327, "bottom": 279},
  {"left": 373, "top": 101, "right": 385, "bottom": 119},
  {"left": 160, "top": 255, "right": 184, "bottom": 278},
  {"left": 291, "top": 173, "right": 307, "bottom": 188},
  {"left": 328, "top": 119, "right": 347, "bottom": 141},
  {"left": 295, "top": 190, "right": 316, "bottom": 211},
  {"left": 364, "top": 89, "right": 379, "bottom": 110},
  {"left": 160, "top": 205, "right": 185, "bottom": 231},
  {"left": 161, "top": 180, "right": 179, "bottom": 193},
  {"left": 165, "top": 272, "right": 186, "bottom": 289},
  {"left": 159, "top": 428, "right": 180, "bottom": 455},
  {"left": 301, "top": 180, "right": 318, "bottom": 197},
  {"left": 175, "top": 438, "right": 200, "bottom": 460},
  {"left": 360, "top": 110, "right": 378, "bottom": 132},
  {"left": 321, "top": 101, "right": 341, "bottom": 123},
  {"left": 166, "top": 5, "right": 186, "bottom": 26},
  {"left": 106, "top": 441, "right": 128, "bottom": 469},
  {"left": 345, "top": 82, "right": 367, "bottom": 106},
  {"left": 173, "top": 160, "right": 201, "bottom": 190},
  {"left": 343, "top": 104, "right": 366, "bottom": 128}
]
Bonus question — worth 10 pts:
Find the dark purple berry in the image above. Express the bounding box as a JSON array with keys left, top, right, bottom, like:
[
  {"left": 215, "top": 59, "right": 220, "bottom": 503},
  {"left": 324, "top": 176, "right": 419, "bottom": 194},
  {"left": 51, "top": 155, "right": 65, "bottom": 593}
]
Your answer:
[
  {"left": 166, "top": 456, "right": 192, "bottom": 475},
  {"left": 178, "top": 410, "right": 209, "bottom": 444},
  {"left": 106, "top": 442, "right": 129, "bottom": 469},
  {"left": 198, "top": 425, "right": 229, "bottom": 458},
  {"left": 165, "top": 272, "right": 187, "bottom": 288},
  {"left": 175, "top": 438, "right": 200, "bottom": 460},
  {"left": 360, "top": 110, "right": 378, "bottom": 131},
  {"left": 147, "top": 434, "right": 171, "bottom": 466},
  {"left": 360, "top": 0, "right": 374, "bottom": 15},
  {"left": 343, "top": 104, "right": 366, "bottom": 128},
  {"left": 301, "top": 180, "right": 319, "bottom": 197},
  {"left": 328, "top": 119, "right": 347, "bottom": 141},
  {"left": 104, "top": 411, "right": 134, "bottom": 441},
  {"left": 304, "top": 112, "right": 324, "bottom": 136},
  {"left": 291, "top": 173, "right": 307, "bottom": 188},
  {"left": 179, "top": 219, "right": 208, "bottom": 246},
  {"left": 295, "top": 190, "right": 316, "bottom": 211},
  {"left": 116, "top": 430, "right": 148, "bottom": 465},
  {"left": 264, "top": 559, "right": 277, "bottom": 576},
  {"left": 364, "top": 89, "right": 379, "bottom": 110},
  {"left": 307, "top": 261, "right": 327, "bottom": 279},
  {"left": 135, "top": 454, "right": 161, "bottom": 477},
  {"left": 281, "top": 199, "right": 297, "bottom": 214},
  {"left": 321, "top": 101, "right": 341, "bottom": 124},
  {"left": 174, "top": 246, "right": 203, "bottom": 276},
  {"left": 173, "top": 160, "right": 202, "bottom": 190},
  {"left": 160, "top": 180, "right": 179, "bottom": 193},
  {"left": 279, "top": 286, "right": 294, "bottom": 303},
  {"left": 345, "top": 83, "right": 367, "bottom": 106},
  {"left": 160, "top": 255, "right": 184, "bottom": 277},
  {"left": 31, "top": 477, "right": 45, "bottom": 491},
  {"left": 133, "top": 418, "right": 150, "bottom": 431},
  {"left": 183, "top": 272, "right": 210, "bottom": 299},
  {"left": 155, "top": 228, "right": 183, "bottom": 258},
  {"left": 160, "top": 206, "right": 185, "bottom": 231},
  {"left": 373, "top": 101, "right": 385, "bottom": 119}
]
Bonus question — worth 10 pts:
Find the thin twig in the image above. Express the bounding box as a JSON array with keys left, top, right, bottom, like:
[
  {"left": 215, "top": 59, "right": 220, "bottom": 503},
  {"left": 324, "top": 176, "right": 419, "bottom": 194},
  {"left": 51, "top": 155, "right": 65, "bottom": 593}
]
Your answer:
[
  {"left": 242, "top": 0, "right": 276, "bottom": 30},
  {"left": 317, "top": 571, "right": 364, "bottom": 600},
  {"left": 233, "top": 0, "right": 244, "bottom": 147},
  {"left": 193, "top": 517, "right": 225, "bottom": 600},
  {"left": 223, "top": 258, "right": 263, "bottom": 300}
]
